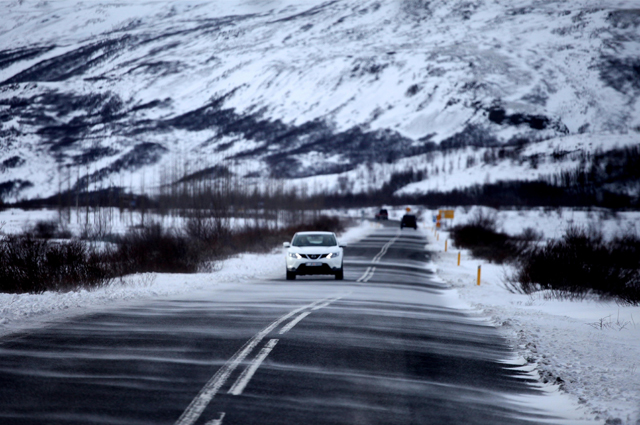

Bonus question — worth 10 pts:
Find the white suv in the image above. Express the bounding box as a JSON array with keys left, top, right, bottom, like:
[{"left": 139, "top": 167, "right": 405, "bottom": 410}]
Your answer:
[{"left": 283, "top": 231, "right": 345, "bottom": 280}]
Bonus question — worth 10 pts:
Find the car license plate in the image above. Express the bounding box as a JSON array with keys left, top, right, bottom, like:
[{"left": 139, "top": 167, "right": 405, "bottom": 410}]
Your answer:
[{"left": 307, "top": 262, "right": 322, "bottom": 267}]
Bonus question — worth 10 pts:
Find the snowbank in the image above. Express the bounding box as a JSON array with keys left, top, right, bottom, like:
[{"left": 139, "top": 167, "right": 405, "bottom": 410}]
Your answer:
[{"left": 428, "top": 227, "right": 640, "bottom": 425}]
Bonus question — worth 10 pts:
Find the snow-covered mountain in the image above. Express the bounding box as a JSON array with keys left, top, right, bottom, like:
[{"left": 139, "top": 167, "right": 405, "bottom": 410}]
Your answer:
[{"left": 0, "top": 0, "right": 639, "bottom": 201}]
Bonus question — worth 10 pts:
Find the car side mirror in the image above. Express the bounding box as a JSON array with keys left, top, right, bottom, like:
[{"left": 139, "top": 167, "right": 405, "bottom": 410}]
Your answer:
[
  {"left": 339, "top": 243, "right": 347, "bottom": 248},
  {"left": 283, "top": 242, "right": 291, "bottom": 248}
]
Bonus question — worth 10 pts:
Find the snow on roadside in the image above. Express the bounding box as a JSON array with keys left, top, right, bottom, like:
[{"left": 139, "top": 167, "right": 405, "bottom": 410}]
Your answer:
[
  {"left": 428, "top": 229, "right": 640, "bottom": 425},
  {"left": 0, "top": 220, "right": 373, "bottom": 338},
  {"left": 1, "top": 208, "right": 638, "bottom": 424}
]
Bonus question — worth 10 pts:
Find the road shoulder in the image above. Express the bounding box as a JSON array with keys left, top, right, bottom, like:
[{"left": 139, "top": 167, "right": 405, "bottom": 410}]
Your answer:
[{"left": 427, "top": 232, "right": 640, "bottom": 425}]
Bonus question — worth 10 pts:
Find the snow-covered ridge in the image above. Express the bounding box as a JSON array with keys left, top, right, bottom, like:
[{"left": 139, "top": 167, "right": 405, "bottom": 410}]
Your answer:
[{"left": 0, "top": 0, "right": 639, "bottom": 200}]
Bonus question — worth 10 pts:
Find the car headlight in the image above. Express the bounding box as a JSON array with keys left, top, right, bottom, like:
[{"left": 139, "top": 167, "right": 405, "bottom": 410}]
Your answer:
[
  {"left": 326, "top": 252, "right": 341, "bottom": 259},
  {"left": 288, "top": 252, "right": 302, "bottom": 259}
]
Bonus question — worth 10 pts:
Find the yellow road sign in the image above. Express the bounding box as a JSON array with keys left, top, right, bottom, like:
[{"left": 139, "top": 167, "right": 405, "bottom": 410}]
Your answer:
[{"left": 439, "top": 209, "right": 454, "bottom": 219}]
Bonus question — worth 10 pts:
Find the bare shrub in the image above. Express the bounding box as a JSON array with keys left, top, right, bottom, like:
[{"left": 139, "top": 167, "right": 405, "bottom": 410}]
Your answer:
[
  {"left": 519, "top": 227, "right": 543, "bottom": 242},
  {"left": 511, "top": 226, "right": 640, "bottom": 304},
  {"left": 110, "top": 223, "right": 202, "bottom": 275},
  {"left": 586, "top": 313, "right": 631, "bottom": 331},
  {"left": 0, "top": 234, "right": 111, "bottom": 293},
  {"left": 469, "top": 208, "right": 499, "bottom": 231},
  {"left": 450, "top": 211, "right": 549, "bottom": 267},
  {"left": 465, "top": 155, "right": 476, "bottom": 168},
  {"left": 27, "top": 220, "right": 72, "bottom": 239},
  {"left": 184, "top": 215, "right": 229, "bottom": 245},
  {"left": 295, "top": 215, "right": 344, "bottom": 234},
  {"left": 229, "top": 224, "right": 285, "bottom": 254},
  {"left": 32, "top": 220, "right": 57, "bottom": 239},
  {"left": 449, "top": 210, "right": 516, "bottom": 263}
]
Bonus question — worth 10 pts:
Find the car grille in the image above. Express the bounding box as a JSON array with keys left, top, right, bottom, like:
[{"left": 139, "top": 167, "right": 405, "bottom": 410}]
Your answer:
[{"left": 301, "top": 254, "right": 328, "bottom": 260}]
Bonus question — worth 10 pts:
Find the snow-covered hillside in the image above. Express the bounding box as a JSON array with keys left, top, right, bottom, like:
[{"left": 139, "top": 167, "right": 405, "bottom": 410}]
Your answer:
[{"left": 0, "top": 0, "right": 639, "bottom": 201}]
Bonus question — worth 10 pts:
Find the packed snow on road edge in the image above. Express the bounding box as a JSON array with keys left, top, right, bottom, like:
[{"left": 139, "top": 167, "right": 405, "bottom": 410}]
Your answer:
[{"left": 427, "top": 231, "right": 640, "bottom": 424}]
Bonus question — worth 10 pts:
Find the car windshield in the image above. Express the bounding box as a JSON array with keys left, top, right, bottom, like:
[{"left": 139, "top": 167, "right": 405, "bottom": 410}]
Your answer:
[{"left": 292, "top": 234, "right": 337, "bottom": 247}]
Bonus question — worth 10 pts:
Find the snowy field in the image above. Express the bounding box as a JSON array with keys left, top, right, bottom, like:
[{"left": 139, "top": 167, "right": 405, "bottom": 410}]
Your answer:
[{"left": 1, "top": 207, "right": 639, "bottom": 424}]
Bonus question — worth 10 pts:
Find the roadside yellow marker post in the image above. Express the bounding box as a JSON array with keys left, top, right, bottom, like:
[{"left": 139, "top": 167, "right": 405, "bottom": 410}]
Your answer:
[
  {"left": 437, "top": 233, "right": 439, "bottom": 241},
  {"left": 457, "top": 252, "right": 461, "bottom": 266},
  {"left": 477, "top": 266, "right": 481, "bottom": 285},
  {"left": 445, "top": 240, "right": 448, "bottom": 252}
]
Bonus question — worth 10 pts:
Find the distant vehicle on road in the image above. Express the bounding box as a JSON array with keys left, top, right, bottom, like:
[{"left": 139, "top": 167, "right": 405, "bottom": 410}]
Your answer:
[
  {"left": 375, "top": 209, "right": 389, "bottom": 220},
  {"left": 283, "top": 231, "right": 345, "bottom": 280},
  {"left": 400, "top": 214, "right": 417, "bottom": 229}
]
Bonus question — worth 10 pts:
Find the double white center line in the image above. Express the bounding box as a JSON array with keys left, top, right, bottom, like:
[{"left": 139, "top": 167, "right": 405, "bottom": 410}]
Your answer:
[
  {"left": 228, "top": 338, "right": 279, "bottom": 396},
  {"left": 357, "top": 266, "right": 376, "bottom": 282},
  {"left": 176, "top": 233, "right": 399, "bottom": 425},
  {"left": 372, "top": 234, "right": 399, "bottom": 263},
  {"left": 174, "top": 294, "right": 345, "bottom": 425},
  {"left": 357, "top": 233, "right": 399, "bottom": 282}
]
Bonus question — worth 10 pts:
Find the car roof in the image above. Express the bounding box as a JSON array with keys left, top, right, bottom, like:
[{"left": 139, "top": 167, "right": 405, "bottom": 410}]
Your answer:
[{"left": 295, "top": 231, "right": 336, "bottom": 235}]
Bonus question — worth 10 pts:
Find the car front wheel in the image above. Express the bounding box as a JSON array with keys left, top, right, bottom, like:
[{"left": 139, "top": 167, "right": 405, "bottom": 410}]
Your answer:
[
  {"left": 335, "top": 268, "right": 344, "bottom": 280},
  {"left": 286, "top": 270, "right": 296, "bottom": 280}
]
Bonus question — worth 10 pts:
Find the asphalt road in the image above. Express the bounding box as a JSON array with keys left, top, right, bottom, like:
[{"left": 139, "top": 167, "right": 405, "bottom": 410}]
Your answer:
[{"left": 0, "top": 225, "right": 580, "bottom": 424}]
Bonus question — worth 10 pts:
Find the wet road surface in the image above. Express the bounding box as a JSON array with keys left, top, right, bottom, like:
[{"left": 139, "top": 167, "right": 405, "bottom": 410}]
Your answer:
[{"left": 0, "top": 226, "right": 593, "bottom": 424}]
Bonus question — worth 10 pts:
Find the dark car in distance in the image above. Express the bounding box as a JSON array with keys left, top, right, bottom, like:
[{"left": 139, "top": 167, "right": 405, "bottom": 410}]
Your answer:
[
  {"left": 400, "top": 214, "right": 417, "bottom": 229},
  {"left": 375, "top": 209, "right": 389, "bottom": 220}
]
